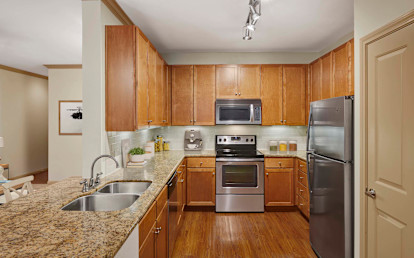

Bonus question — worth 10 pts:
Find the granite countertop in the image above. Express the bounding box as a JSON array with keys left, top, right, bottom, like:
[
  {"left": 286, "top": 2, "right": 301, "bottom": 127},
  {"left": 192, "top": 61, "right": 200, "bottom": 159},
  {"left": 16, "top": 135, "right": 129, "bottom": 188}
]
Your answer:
[
  {"left": 260, "top": 150, "right": 307, "bottom": 160},
  {"left": 0, "top": 149, "right": 305, "bottom": 257}
]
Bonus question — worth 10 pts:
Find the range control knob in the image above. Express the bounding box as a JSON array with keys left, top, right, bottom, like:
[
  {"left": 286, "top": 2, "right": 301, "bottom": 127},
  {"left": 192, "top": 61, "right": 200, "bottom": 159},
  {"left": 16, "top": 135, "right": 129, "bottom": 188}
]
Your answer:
[
  {"left": 251, "top": 139, "right": 254, "bottom": 142},
  {"left": 219, "top": 139, "right": 222, "bottom": 142},
  {"left": 224, "top": 138, "right": 227, "bottom": 142},
  {"left": 246, "top": 139, "right": 249, "bottom": 142}
]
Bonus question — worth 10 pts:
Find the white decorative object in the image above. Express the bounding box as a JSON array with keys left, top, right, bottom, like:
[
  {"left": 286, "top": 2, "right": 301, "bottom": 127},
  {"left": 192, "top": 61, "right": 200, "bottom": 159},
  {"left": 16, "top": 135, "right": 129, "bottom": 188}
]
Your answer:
[
  {"left": 130, "top": 154, "right": 144, "bottom": 163},
  {"left": 59, "top": 101, "right": 82, "bottom": 135},
  {"left": 0, "top": 176, "right": 34, "bottom": 204}
]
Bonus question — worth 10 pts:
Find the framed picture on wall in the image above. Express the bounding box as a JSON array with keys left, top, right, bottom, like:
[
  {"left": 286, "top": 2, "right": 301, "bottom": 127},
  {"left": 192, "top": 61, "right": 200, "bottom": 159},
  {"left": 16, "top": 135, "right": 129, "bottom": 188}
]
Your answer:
[{"left": 59, "top": 100, "right": 83, "bottom": 135}]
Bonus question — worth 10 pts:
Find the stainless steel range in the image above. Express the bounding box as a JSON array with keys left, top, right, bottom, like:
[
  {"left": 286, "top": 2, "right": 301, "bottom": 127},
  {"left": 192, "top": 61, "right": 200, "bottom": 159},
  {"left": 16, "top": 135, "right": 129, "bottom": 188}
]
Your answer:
[{"left": 215, "top": 135, "right": 264, "bottom": 212}]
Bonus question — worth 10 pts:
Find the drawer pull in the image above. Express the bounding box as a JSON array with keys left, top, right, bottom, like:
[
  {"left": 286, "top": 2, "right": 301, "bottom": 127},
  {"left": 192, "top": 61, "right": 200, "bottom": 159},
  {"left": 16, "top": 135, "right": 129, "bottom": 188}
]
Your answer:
[
  {"left": 200, "top": 162, "right": 203, "bottom": 165},
  {"left": 300, "top": 189, "right": 304, "bottom": 192},
  {"left": 299, "top": 177, "right": 304, "bottom": 179},
  {"left": 299, "top": 203, "right": 304, "bottom": 206}
]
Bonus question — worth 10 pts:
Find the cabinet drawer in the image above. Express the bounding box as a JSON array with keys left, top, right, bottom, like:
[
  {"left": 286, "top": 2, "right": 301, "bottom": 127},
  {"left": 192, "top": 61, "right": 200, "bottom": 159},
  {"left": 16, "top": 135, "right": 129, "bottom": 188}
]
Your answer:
[
  {"left": 187, "top": 157, "right": 215, "bottom": 168},
  {"left": 297, "top": 181, "right": 309, "bottom": 201},
  {"left": 156, "top": 185, "right": 168, "bottom": 218},
  {"left": 297, "top": 170, "right": 308, "bottom": 187},
  {"left": 139, "top": 201, "right": 157, "bottom": 247},
  {"left": 297, "top": 159, "right": 307, "bottom": 173},
  {"left": 265, "top": 158, "right": 294, "bottom": 168},
  {"left": 176, "top": 160, "right": 186, "bottom": 173},
  {"left": 297, "top": 194, "right": 309, "bottom": 218}
]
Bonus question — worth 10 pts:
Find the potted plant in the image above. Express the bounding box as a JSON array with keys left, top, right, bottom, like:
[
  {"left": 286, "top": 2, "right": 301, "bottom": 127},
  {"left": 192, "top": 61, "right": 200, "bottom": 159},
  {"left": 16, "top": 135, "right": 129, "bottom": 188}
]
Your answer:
[{"left": 129, "top": 147, "right": 145, "bottom": 163}]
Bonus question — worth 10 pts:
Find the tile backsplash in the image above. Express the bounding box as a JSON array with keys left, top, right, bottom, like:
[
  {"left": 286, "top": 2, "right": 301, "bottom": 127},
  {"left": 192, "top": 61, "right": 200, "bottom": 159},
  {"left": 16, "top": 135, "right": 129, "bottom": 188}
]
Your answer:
[{"left": 107, "top": 125, "right": 307, "bottom": 157}]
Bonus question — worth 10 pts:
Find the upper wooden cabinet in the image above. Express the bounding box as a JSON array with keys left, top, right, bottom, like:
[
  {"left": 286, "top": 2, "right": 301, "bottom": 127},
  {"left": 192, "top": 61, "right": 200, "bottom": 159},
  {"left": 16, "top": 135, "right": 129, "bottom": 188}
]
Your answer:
[
  {"left": 238, "top": 65, "right": 261, "bottom": 98},
  {"left": 321, "top": 52, "right": 333, "bottom": 100},
  {"left": 216, "top": 65, "right": 238, "bottom": 99},
  {"left": 283, "top": 65, "right": 307, "bottom": 125},
  {"left": 332, "top": 40, "right": 354, "bottom": 97},
  {"left": 310, "top": 59, "right": 322, "bottom": 102},
  {"left": 216, "top": 65, "right": 261, "bottom": 99},
  {"left": 171, "top": 65, "right": 194, "bottom": 125},
  {"left": 106, "top": 25, "right": 136, "bottom": 131},
  {"left": 194, "top": 65, "right": 216, "bottom": 125},
  {"left": 106, "top": 25, "right": 170, "bottom": 131},
  {"left": 163, "top": 64, "right": 171, "bottom": 126},
  {"left": 261, "top": 65, "right": 283, "bottom": 125}
]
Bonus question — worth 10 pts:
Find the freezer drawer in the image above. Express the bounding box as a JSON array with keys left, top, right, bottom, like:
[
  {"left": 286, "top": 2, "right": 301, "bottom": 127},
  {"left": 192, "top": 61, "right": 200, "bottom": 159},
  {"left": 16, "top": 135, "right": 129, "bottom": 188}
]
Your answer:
[{"left": 308, "top": 153, "right": 353, "bottom": 258}]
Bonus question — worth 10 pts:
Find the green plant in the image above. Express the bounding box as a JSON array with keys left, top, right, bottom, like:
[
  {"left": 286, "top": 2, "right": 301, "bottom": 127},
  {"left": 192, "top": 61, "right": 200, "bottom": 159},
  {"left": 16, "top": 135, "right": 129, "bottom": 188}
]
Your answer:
[{"left": 129, "top": 147, "right": 145, "bottom": 155}]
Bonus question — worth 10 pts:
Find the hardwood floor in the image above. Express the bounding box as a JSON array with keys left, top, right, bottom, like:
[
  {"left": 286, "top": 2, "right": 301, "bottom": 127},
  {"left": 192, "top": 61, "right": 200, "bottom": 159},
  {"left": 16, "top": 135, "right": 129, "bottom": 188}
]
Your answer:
[{"left": 172, "top": 210, "right": 316, "bottom": 258}]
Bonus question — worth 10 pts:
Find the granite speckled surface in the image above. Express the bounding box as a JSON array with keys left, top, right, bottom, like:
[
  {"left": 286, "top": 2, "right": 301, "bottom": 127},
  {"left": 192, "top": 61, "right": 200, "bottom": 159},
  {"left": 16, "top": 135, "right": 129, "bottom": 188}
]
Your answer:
[
  {"left": 0, "top": 149, "right": 304, "bottom": 257},
  {"left": 260, "top": 150, "right": 307, "bottom": 160}
]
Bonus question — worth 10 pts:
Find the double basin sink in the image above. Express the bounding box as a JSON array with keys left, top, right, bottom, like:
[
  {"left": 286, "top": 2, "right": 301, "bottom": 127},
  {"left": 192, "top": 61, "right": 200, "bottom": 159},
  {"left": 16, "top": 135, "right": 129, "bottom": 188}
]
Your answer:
[{"left": 61, "top": 182, "right": 151, "bottom": 212}]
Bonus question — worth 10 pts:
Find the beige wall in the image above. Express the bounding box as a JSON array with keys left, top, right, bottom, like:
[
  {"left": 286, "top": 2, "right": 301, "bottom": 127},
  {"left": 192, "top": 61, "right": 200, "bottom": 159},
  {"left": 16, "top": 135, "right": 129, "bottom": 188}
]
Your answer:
[
  {"left": 354, "top": 2, "right": 414, "bottom": 257},
  {"left": 48, "top": 68, "right": 82, "bottom": 181},
  {"left": 82, "top": 0, "right": 122, "bottom": 178},
  {"left": 0, "top": 69, "right": 48, "bottom": 178}
]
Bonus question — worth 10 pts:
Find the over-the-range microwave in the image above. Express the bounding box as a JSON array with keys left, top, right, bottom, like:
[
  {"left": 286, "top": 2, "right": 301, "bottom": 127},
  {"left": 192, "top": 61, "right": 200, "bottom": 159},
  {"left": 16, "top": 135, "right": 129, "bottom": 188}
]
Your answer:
[{"left": 215, "top": 99, "right": 262, "bottom": 125}]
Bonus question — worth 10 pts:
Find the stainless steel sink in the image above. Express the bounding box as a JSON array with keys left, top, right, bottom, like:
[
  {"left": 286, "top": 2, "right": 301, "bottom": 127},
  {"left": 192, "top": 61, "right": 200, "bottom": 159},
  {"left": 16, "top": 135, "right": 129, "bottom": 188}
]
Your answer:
[
  {"left": 97, "top": 181, "right": 152, "bottom": 194},
  {"left": 61, "top": 194, "right": 140, "bottom": 211}
]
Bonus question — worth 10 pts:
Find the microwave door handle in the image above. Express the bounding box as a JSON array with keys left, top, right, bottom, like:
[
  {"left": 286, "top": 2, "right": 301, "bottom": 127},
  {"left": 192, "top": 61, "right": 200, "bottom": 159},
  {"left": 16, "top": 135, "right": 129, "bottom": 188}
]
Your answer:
[{"left": 250, "top": 104, "right": 254, "bottom": 122}]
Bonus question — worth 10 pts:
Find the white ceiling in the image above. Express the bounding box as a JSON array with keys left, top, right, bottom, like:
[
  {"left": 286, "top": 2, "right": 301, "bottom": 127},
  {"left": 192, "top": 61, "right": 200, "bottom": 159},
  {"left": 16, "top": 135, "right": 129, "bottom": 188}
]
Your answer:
[
  {"left": 117, "top": 0, "right": 354, "bottom": 53},
  {"left": 0, "top": 0, "right": 82, "bottom": 76}
]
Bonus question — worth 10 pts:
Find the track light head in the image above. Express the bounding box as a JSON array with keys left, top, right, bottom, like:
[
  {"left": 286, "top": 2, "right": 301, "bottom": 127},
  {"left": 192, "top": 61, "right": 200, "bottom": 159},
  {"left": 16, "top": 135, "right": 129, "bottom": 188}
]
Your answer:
[{"left": 243, "top": 28, "right": 252, "bottom": 40}]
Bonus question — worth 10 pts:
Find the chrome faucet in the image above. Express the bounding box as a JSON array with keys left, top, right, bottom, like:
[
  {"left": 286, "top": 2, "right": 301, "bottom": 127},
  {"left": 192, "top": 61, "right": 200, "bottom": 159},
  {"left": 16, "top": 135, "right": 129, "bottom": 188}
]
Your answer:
[{"left": 80, "top": 154, "right": 120, "bottom": 192}]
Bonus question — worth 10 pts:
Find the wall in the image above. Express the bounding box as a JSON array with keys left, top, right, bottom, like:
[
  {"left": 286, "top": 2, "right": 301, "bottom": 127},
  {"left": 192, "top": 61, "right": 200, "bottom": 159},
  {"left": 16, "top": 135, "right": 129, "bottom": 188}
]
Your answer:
[
  {"left": 0, "top": 69, "right": 48, "bottom": 178},
  {"left": 354, "top": 1, "right": 414, "bottom": 257},
  {"left": 48, "top": 68, "right": 82, "bottom": 181},
  {"left": 82, "top": 0, "right": 122, "bottom": 178},
  {"left": 107, "top": 126, "right": 307, "bottom": 162}
]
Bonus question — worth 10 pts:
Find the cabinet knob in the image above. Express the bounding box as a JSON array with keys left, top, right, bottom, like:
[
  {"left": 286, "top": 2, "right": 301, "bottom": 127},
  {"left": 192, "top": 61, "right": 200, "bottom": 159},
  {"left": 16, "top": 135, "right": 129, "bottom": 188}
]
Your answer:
[
  {"left": 284, "top": 120, "right": 286, "bottom": 123},
  {"left": 299, "top": 203, "right": 304, "bottom": 206},
  {"left": 238, "top": 92, "right": 241, "bottom": 96},
  {"left": 235, "top": 93, "right": 238, "bottom": 96},
  {"left": 280, "top": 120, "right": 283, "bottom": 123},
  {"left": 266, "top": 173, "right": 269, "bottom": 176},
  {"left": 299, "top": 176, "right": 304, "bottom": 179},
  {"left": 180, "top": 179, "right": 184, "bottom": 183},
  {"left": 200, "top": 162, "right": 203, "bottom": 165},
  {"left": 162, "top": 120, "right": 167, "bottom": 122},
  {"left": 278, "top": 162, "right": 282, "bottom": 166},
  {"left": 194, "top": 120, "right": 196, "bottom": 122},
  {"left": 212, "top": 172, "right": 215, "bottom": 175},
  {"left": 190, "top": 120, "right": 193, "bottom": 122}
]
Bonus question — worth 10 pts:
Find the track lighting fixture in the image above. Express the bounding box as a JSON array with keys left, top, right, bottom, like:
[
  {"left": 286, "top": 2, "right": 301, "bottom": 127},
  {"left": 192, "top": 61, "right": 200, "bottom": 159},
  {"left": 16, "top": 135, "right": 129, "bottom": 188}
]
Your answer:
[{"left": 242, "top": 0, "right": 261, "bottom": 40}]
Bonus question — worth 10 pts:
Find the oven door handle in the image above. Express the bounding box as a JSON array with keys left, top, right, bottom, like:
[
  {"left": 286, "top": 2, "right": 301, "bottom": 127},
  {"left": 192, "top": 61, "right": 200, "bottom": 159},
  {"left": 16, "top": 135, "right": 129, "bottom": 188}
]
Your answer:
[{"left": 216, "top": 157, "right": 264, "bottom": 162}]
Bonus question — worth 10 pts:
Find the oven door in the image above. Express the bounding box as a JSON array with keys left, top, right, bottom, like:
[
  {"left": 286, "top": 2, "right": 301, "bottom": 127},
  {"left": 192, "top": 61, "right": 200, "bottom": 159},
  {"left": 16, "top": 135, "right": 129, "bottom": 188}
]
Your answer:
[
  {"left": 216, "top": 158, "right": 264, "bottom": 194},
  {"left": 216, "top": 104, "right": 253, "bottom": 124}
]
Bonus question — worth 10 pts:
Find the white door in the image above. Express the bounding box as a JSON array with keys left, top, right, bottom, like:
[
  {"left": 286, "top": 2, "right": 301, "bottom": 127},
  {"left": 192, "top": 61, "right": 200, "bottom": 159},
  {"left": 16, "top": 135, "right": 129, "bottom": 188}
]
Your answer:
[{"left": 366, "top": 20, "right": 414, "bottom": 257}]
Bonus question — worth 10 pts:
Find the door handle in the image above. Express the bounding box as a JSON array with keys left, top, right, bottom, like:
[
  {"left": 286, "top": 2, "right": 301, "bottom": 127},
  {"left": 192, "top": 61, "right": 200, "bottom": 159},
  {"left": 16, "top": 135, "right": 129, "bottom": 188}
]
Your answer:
[{"left": 365, "top": 188, "right": 376, "bottom": 199}]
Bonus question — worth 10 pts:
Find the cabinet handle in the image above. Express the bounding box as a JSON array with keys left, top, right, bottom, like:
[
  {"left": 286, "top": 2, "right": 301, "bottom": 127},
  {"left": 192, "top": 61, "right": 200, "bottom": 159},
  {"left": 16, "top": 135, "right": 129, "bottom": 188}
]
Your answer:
[
  {"left": 300, "top": 189, "right": 304, "bottom": 192},
  {"left": 180, "top": 179, "right": 184, "bottom": 183},
  {"left": 194, "top": 120, "right": 196, "bottom": 122},
  {"left": 278, "top": 162, "right": 282, "bottom": 166},
  {"left": 238, "top": 92, "right": 241, "bottom": 96},
  {"left": 299, "top": 177, "right": 304, "bottom": 179},
  {"left": 235, "top": 93, "right": 238, "bottom": 96},
  {"left": 162, "top": 120, "right": 167, "bottom": 122},
  {"left": 190, "top": 120, "right": 193, "bottom": 122},
  {"left": 156, "top": 227, "right": 162, "bottom": 231},
  {"left": 177, "top": 170, "right": 182, "bottom": 174},
  {"left": 299, "top": 165, "right": 304, "bottom": 167},
  {"left": 212, "top": 172, "right": 215, "bottom": 175},
  {"left": 200, "top": 162, "right": 203, "bottom": 166},
  {"left": 284, "top": 120, "right": 286, "bottom": 123},
  {"left": 280, "top": 120, "right": 283, "bottom": 123},
  {"left": 266, "top": 173, "right": 269, "bottom": 176},
  {"left": 299, "top": 203, "right": 304, "bottom": 206},
  {"left": 180, "top": 165, "right": 186, "bottom": 167}
]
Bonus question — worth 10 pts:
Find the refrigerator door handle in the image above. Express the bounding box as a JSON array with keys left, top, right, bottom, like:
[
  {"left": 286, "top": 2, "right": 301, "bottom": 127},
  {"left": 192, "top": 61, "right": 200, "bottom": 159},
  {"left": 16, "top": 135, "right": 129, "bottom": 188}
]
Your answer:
[
  {"left": 306, "top": 105, "right": 314, "bottom": 153},
  {"left": 306, "top": 152, "right": 313, "bottom": 192},
  {"left": 312, "top": 153, "right": 347, "bottom": 165}
]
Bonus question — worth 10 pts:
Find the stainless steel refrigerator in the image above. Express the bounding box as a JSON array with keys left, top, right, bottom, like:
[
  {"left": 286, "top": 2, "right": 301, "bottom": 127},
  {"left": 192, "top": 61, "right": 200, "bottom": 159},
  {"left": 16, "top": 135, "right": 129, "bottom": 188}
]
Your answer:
[{"left": 307, "top": 96, "right": 354, "bottom": 258}]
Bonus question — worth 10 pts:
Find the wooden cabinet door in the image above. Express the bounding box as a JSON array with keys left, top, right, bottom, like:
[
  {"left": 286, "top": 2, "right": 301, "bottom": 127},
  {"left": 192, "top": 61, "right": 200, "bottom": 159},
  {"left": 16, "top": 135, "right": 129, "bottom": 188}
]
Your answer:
[
  {"left": 282, "top": 65, "right": 306, "bottom": 125},
  {"left": 176, "top": 173, "right": 183, "bottom": 227},
  {"left": 310, "top": 59, "right": 322, "bottom": 102},
  {"left": 216, "top": 65, "right": 238, "bottom": 99},
  {"left": 136, "top": 28, "right": 149, "bottom": 129},
  {"left": 153, "top": 53, "right": 164, "bottom": 126},
  {"left": 261, "top": 65, "right": 283, "bottom": 125},
  {"left": 348, "top": 39, "right": 354, "bottom": 95},
  {"left": 186, "top": 168, "right": 215, "bottom": 206},
  {"left": 171, "top": 65, "right": 194, "bottom": 125},
  {"left": 105, "top": 25, "right": 136, "bottom": 131},
  {"left": 194, "top": 65, "right": 215, "bottom": 125},
  {"left": 321, "top": 52, "right": 333, "bottom": 100},
  {"left": 265, "top": 168, "right": 294, "bottom": 206},
  {"left": 148, "top": 44, "right": 157, "bottom": 125},
  {"left": 238, "top": 65, "right": 261, "bottom": 98},
  {"left": 332, "top": 42, "right": 352, "bottom": 97},
  {"left": 156, "top": 203, "right": 168, "bottom": 258},
  {"left": 139, "top": 222, "right": 156, "bottom": 258},
  {"left": 162, "top": 63, "right": 171, "bottom": 126}
]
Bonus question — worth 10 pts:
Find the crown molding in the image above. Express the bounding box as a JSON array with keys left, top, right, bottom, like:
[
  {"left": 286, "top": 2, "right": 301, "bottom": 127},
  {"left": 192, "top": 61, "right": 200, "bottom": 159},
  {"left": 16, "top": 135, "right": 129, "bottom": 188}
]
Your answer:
[
  {"left": 0, "top": 64, "right": 48, "bottom": 80},
  {"left": 44, "top": 64, "right": 82, "bottom": 69},
  {"left": 101, "top": 0, "right": 134, "bottom": 25}
]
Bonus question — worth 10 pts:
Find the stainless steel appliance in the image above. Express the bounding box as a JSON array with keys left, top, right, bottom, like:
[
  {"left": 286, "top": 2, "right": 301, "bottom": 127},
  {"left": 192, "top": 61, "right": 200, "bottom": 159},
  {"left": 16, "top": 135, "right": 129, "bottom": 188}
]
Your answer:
[
  {"left": 307, "top": 96, "right": 354, "bottom": 258},
  {"left": 167, "top": 172, "right": 178, "bottom": 257},
  {"left": 216, "top": 99, "right": 262, "bottom": 125},
  {"left": 184, "top": 129, "right": 203, "bottom": 151},
  {"left": 215, "top": 135, "right": 264, "bottom": 212}
]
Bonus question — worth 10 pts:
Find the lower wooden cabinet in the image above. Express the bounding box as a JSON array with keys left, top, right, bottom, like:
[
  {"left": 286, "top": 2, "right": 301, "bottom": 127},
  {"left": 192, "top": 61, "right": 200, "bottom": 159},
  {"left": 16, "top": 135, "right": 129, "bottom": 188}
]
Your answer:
[
  {"left": 264, "top": 158, "right": 295, "bottom": 206},
  {"left": 295, "top": 158, "right": 310, "bottom": 219},
  {"left": 139, "top": 186, "right": 169, "bottom": 258},
  {"left": 186, "top": 158, "right": 215, "bottom": 206}
]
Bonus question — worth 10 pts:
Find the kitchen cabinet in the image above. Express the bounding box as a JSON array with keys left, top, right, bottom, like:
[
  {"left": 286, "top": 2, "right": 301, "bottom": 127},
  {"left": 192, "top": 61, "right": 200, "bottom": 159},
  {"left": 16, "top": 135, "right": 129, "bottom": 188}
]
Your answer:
[
  {"left": 171, "top": 65, "right": 194, "bottom": 125},
  {"left": 310, "top": 59, "right": 322, "bottom": 102},
  {"left": 237, "top": 65, "right": 261, "bottom": 98},
  {"left": 332, "top": 40, "right": 354, "bottom": 97},
  {"left": 215, "top": 65, "right": 238, "bottom": 99},
  {"left": 194, "top": 65, "right": 216, "bottom": 125},
  {"left": 321, "top": 52, "right": 333, "bottom": 99},
  {"left": 295, "top": 158, "right": 309, "bottom": 218},
  {"left": 283, "top": 65, "right": 307, "bottom": 125},
  {"left": 105, "top": 25, "right": 136, "bottom": 131},
  {"left": 186, "top": 158, "right": 215, "bottom": 206},
  {"left": 163, "top": 64, "right": 171, "bottom": 126},
  {"left": 139, "top": 201, "right": 157, "bottom": 257},
  {"left": 106, "top": 25, "right": 169, "bottom": 131},
  {"left": 261, "top": 65, "right": 283, "bottom": 125},
  {"left": 264, "top": 158, "right": 295, "bottom": 206}
]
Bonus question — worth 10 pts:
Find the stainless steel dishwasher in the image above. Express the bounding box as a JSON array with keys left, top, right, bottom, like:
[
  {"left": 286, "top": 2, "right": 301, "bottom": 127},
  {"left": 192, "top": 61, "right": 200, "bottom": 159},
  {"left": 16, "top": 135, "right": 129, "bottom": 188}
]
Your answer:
[{"left": 167, "top": 171, "right": 178, "bottom": 257}]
